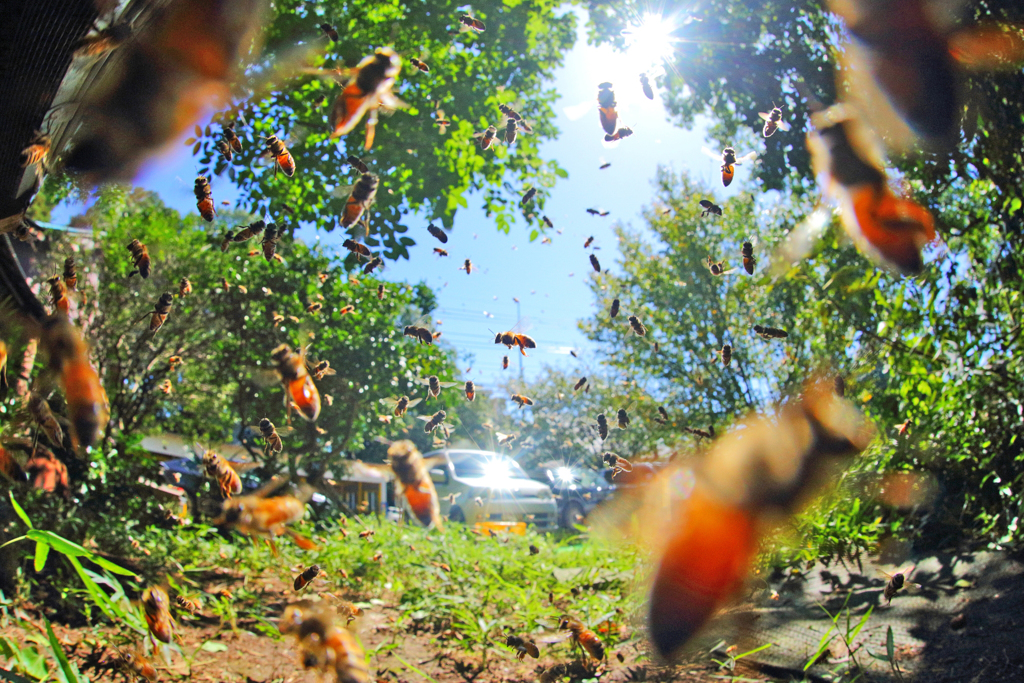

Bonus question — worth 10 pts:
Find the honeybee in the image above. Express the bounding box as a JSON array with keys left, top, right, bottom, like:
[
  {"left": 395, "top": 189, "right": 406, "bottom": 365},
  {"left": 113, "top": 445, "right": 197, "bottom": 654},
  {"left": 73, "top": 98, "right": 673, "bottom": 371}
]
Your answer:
[
  {"left": 573, "top": 376, "right": 587, "bottom": 391},
  {"left": 425, "top": 224, "right": 449, "bottom": 244},
  {"left": 459, "top": 14, "right": 486, "bottom": 32},
  {"left": 604, "top": 127, "right": 633, "bottom": 143},
  {"left": 126, "top": 239, "right": 151, "bottom": 279},
  {"left": 62, "top": 257, "right": 77, "bottom": 292},
  {"left": 201, "top": 447, "right": 242, "bottom": 498},
  {"left": 603, "top": 452, "right": 633, "bottom": 478},
  {"left": 175, "top": 595, "right": 202, "bottom": 615},
  {"left": 342, "top": 239, "right": 372, "bottom": 258},
  {"left": 597, "top": 82, "right": 617, "bottom": 135},
  {"left": 807, "top": 106, "right": 935, "bottom": 274},
  {"left": 510, "top": 393, "right": 534, "bottom": 409},
  {"left": 73, "top": 23, "right": 132, "bottom": 58},
  {"left": 520, "top": 187, "right": 537, "bottom": 206},
  {"left": 341, "top": 173, "right": 379, "bottom": 228},
  {"left": 39, "top": 316, "right": 108, "bottom": 448},
  {"left": 608, "top": 298, "right": 620, "bottom": 319},
  {"left": 409, "top": 57, "right": 429, "bottom": 73},
  {"left": 329, "top": 48, "right": 404, "bottom": 151},
  {"left": 503, "top": 633, "right": 540, "bottom": 661},
  {"left": 362, "top": 258, "right": 383, "bottom": 275},
  {"left": 217, "top": 139, "right": 234, "bottom": 162},
  {"left": 280, "top": 602, "right": 371, "bottom": 683},
  {"left": 159, "top": 379, "right": 173, "bottom": 394},
  {"left": 615, "top": 403, "right": 633, "bottom": 429},
  {"left": 697, "top": 199, "right": 723, "bottom": 218},
  {"left": 758, "top": 103, "right": 792, "bottom": 138},
  {"left": 377, "top": 284, "right": 386, "bottom": 300},
  {"left": 589, "top": 254, "right": 601, "bottom": 272},
  {"left": 655, "top": 406, "right": 670, "bottom": 425},
  {"left": 753, "top": 324, "right": 788, "bottom": 340},
  {"left": 640, "top": 72, "right": 654, "bottom": 99},
  {"left": 459, "top": 258, "right": 477, "bottom": 275},
  {"left": 502, "top": 355, "right": 510, "bottom": 370},
  {"left": 586, "top": 208, "right": 610, "bottom": 217},
  {"left": 420, "top": 410, "right": 448, "bottom": 434},
  {"left": 419, "top": 375, "right": 457, "bottom": 399},
  {"left": 684, "top": 426, "right": 714, "bottom": 440},
  {"left": 194, "top": 176, "right": 215, "bottom": 221},
  {"left": 118, "top": 649, "right": 157, "bottom": 682},
  {"left": 259, "top": 417, "right": 284, "bottom": 454},
  {"left": 583, "top": 236, "right": 595, "bottom": 249},
  {"left": 178, "top": 277, "right": 192, "bottom": 297},
  {"left": 306, "top": 302, "right": 323, "bottom": 315},
  {"left": 19, "top": 131, "right": 51, "bottom": 170},
  {"left": 142, "top": 586, "right": 174, "bottom": 644},
  {"left": 702, "top": 146, "right": 757, "bottom": 187},
  {"left": 261, "top": 224, "right": 281, "bottom": 261},
  {"left": 272, "top": 344, "right": 321, "bottom": 421},
  {"left": 496, "top": 432, "right": 517, "bottom": 446},
  {"left": 465, "top": 380, "right": 476, "bottom": 401},
  {"left": 558, "top": 616, "right": 605, "bottom": 660},
  {"left": 214, "top": 480, "right": 316, "bottom": 549},
  {"left": 312, "top": 360, "right": 336, "bottom": 380},
  {"left": 595, "top": 413, "right": 609, "bottom": 440},
  {"left": 222, "top": 122, "right": 242, "bottom": 152},
  {"left": 433, "top": 108, "right": 451, "bottom": 134},
  {"left": 319, "top": 22, "right": 339, "bottom": 41},
  {"left": 706, "top": 256, "right": 734, "bottom": 276},
  {"left": 494, "top": 329, "right": 537, "bottom": 356},
  {"left": 627, "top": 315, "right": 647, "bottom": 336},
  {"left": 388, "top": 440, "right": 442, "bottom": 527},
  {"left": 294, "top": 564, "right": 321, "bottom": 591},
  {"left": 232, "top": 220, "right": 266, "bottom": 245},
  {"left": 380, "top": 395, "right": 422, "bottom": 417},
  {"left": 47, "top": 275, "right": 69, "bottom": 314},
  {"left": 475, "top": 125, "right": 498, "bottom": 150},
  {"left": 714, "top": 344, "right": 732, "bottom": 367},
  {"left": 741, "top": 241, "right": 756, "bottom": 274},
  {"left": 404, "top": 325, "right": 434, "bottom": 344},
  {"left": 433, "top": 248, "right": 449, "bottom": 257},
  {"left": 882, "top": 566, "right": 918, "bottom": 604},
  {"left": 260, "top": 134, "right": 295, "bottom": 177},
  {"left": 29, "top": 393, "right": 64, "bottom": 446}
]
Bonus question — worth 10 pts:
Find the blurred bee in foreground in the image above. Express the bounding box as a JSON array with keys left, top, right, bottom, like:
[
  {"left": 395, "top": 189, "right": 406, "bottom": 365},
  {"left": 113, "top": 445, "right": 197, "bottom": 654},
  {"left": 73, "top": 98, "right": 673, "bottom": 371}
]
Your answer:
[
  {"left": 806, "top": 106, "right": 935, "bottom": 274},
  {"left": 272, "top": 344, "right": 321, "bottom": 421},
  {"left": 329, "top": 48, "right": 405, "bottom": 150},
  {"left": 142, "top": 586, "right": 174, "bottom": 644},
  {"left": 503, "top": 633, "right": 540, "bottom": 661},
  {"left": 409, "top": 57, "right": 429, "bottom": 73},
  {"left": 603, "top": 452, "right": 633, "bottom": 478},
  {"left": 126, "top": 239, "right": 151, "bottom": 279},
  {"left": 702, "top": 146, "right": 757, "bottom": 187},
  {"left": 194, "top": 176, "right": 215, "bottom": 221},
  {"left": 293, "top": 564, "right": 321, "bottom": 591},
  {"left": 597, "top": 82, "right": 618, "bottom": 135},
  {"left": 118, "top": 649, "right": 157, "bottom": 682},
  {"left": 758, "top": 103, "right": 791, "bottom": 137},
  {"left": 559, "top": 616, "right": 605, "bottom": 660},
  {"left": 279, "top": 601, "right": 370, "bottom": 683},
  {"left": 604, "top": 127, "right": 633, "bottom": 143},
  {"left": 341, "top": 173, "right": 379, "bottom": 229},
  {"left": 215, "top": 480, "right": 317, "bottom": 551},
  {"left": 388, "top": 440, "right": 442, "bottom": 528},
  {"left": 753, "top": 324, "right": 788, "bottom": 340},
  {"left": 39, "top": 316, "right": 108, "bottom": 449}
]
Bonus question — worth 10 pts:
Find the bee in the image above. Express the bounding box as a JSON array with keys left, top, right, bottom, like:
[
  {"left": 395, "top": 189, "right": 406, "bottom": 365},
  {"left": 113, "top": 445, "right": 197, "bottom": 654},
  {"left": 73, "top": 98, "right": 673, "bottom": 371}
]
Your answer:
[
  {"left": 201, "top": 447, "right": 242, "bottom": 498},
  {"left": 582, "top": 236, "right": 595, "bottom": 248},
  {"left": 896, "top": 418, "right": 913, "bottom": 436},
  {"left": 608, "top": 298, "right": 620, "bottom": 319},
  {"left": 520, "top": 187, "right": 537, "bottom": 206},
  {"left": 363, "top": 257, "right": 383, "bottom": 275},
  {"left": 465, "top": 380, "right": 476, "bottom": 401},
  {"left": 597, "top": 82, "right": 618, "bottom": 135},
  {"left": 142, "top": 586, "right": 173, "bottom": 644},
  {"left": 420, "top": 410, "right": 448, "bottom": 433},
  {"left": 381, "top": 395, "right": 422, "bottom": 417},
  {"left": 29, "top": 393, "right": 64, "bottom": 446},
  {"left": 758, "top": 103, "right": 791, "bottom": 138},
  {"left": 306, "top": 302, "right": 323, "bottom": 315},
  {"left": 342, "top": 239, "right": 373, "bottom": 258},
  {"left": 807, "top": 106, "right": 935, "bottom": 274},
  {"left": 603, "top": 452, "right": 633, "bottom": 478},
  {"left": 214, "top": 482, "right": 315, "bottom": 549},
  {"left": 222, "top": 122, "right": 242, "bottom": 152},
  {"left": 741, "top": 241, "right": 756, "bottom": 274},
  {"left": 702, "top": 146, "right": 757, "bottom": 187},
  {"left": 118, "top": 649, "right": 157, "bottom": 682},
  {"left": 312, "top": 360, "right": 336, "bottom": 380},
  {"left": 62, "top": 257, "right": 77, "bottom": 292},
  {"left": 627, "top": 315, "right": 647, "bottom": 336},
  {"left": 558, "top": 616, "right": 605, "bottom": 660},
  {"left": 459, "top": 258, "right": 477, "bottom": 275},
  {"left": 403, "top": 325, "right": 434, "bottom": 345},
  {"left": 604, "top": 127, "right": 633, "bottom": 142},
  {"left": 475, "top": 125, "right": 498, "bottom": 150},
  {"left": 264, "top": 135, "right": 295, "bottom": 177},
  {"left": 599, "top": 160, "right": 611, "bottom": 169},
  {"left": 358, "top": 529, "right": 376, "bottom": 541},
  {"left": 0, "top": 341, "right": 7, "bottom": 394},
  {"left": 341, "top": 173, "right": 379, "bottom": 228},
  {"left": 280, "top": 602, "right": 371, "bottom": 683},
  {"left": 232, "top": 220, "right": 266, "bottom": 245},
  {"left": 409, "top": 57, "right": 430, "bottom": 73},
  {"left": 419, "top": 375, "right": 457, "bottom": 399},
  {"left": 459, "top": 14, "right": 486, "bottom": 32},
  {"left": 377, "top": 284, "right": 386, "bottom": 300},
  {"left": 502, "top": 355, "right": 510, "bottom": 370},
  {"left": 388, "top": 440, "right": 442, "bottom": 527},
  {"left": 261, "top": 224, "right": 282, "bottom": 261},
  {"left": 176, "top": 595, "right": 201, "bottom": 615},
  {"left": 589, "top": 254, "right": 601, "bottom": 272},
  {"left": 194, "top": 176, "right": 215, "bottom": 222},
  {"left": 834, "top": 375, "right": 846, "bottom": 397},
  {"left": 39, "top": 316, "right": 108, "bottom": 448},
  {"left": 433, "top": 248, "right": 449, "bottom": 257},
  {"left": 259, "top": 418, "right": 284, "bottom": 454},
  {"left": 685, "top": 426, "right": 714, "bottom": 441},
  {"left": 714, "top": 344, "right": 732, "bottom": 367},
  {"left": 640, "top": 72, "right": 654, "bottom": 100},
  {"left": 753, "top": 324, "right": 788, "bottom": 340},
  {"left": 319, "top": 22, "right": 339, "bottom": 41},
  {"left": 882, "top": 566, "right": 918, "bottom": 604},
  {"left": 574, "top": 376, "right": 587, "bottom": 391},
  {"left": 503, "top": 633, "right": 540, "bottom": 661},
  {"left": 329, "top": 48, "right": 404, "bottom": 151},
  {"left": 586, "top": 208, "right": 610, "bottom": 217},
  {"left": 539, "top": 664, "right": 572, "bottom": 683},
  {"left": 595, "top": 413, "right": 609, "bottom": 440},
  {"left": 344, "top": 155, "right": 370, "bottom": 175},
  {"left": 126, "top": 239, "right": 151, "bottom": 279},
  {"left": 494, "top": 330, "right": 537, "bottom": 356},
  {"left": 47, "top": 275, "right": 69, "bottom": 314},
  {"left": 19, "top": 131, "right": 51, "bottom": 169},
  {"left": 511, "top": 393, "right": 534, "bottom": 409},
  {"left": 178, "top": 277, "right": 192, "bottom": 297},
  {"left": 496, "top": 432, "right": 517, "bottom": 446},
  {"left": 616, "top": 404, "right": 632, "bottom": 429},
  {"left": 706, "top": 256, "right": 733, "bottom": 276},
  {"left": 294, "top": 564, "right": 321, "bottom": 591},
  {"left": 272, "top": 344, "right": 321, "bottom": 421},
  {"left": 655, "top": 406, "right": 670, "bottom": 425},
  {"left": 217, "top": 139, "right": 233, "bottom": 161},
  {"left": 159, "top": 379, "right": 173, "bottom": 394},
  {"left": 72, "top": 23, "right": 132, "bottom": 58}
]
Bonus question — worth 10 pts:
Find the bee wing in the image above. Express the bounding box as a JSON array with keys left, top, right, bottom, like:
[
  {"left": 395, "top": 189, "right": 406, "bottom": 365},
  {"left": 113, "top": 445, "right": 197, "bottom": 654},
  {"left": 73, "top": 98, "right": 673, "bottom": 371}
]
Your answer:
[
  {"left": 416, "top": 415, "right": 432, "bottom": 422},
  {"left": 563, "top": 99, "right": 595, "bottom": 121},
  {"left": 406, "top": 398, "right": 423, "bottom": 409},
  {"left": 378, "top": 397, "right": 400, "bottom": 407},
  {"left": 734, "top": 151, "right": 758, "bottom": 165},
  {"left": 771, "top": 205, "right": 833, "bottom": 273},
  {"left": 701, "top": 146, "right": 723, "bottom": 161},
  {"left": 330, "top": 182, "right": 356, "bottom": 199},
  {"left": 226, "top": 460, "right": 260, "bottom": 473},
  {"left": 439, "top": 381, "right": 459, "bottom": 388},
  {"left": 777, "top": 120, "right": 792, "bottom": 132},
  {"left": 757, "top": 111, "right": 771, "bottom": 121}
]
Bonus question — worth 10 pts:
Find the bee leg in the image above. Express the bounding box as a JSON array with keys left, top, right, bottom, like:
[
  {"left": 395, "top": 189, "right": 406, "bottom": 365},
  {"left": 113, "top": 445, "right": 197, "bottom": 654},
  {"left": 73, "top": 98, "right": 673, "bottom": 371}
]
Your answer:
[{"left": 364, "top": 110, "right": 378, "bottom": 151}]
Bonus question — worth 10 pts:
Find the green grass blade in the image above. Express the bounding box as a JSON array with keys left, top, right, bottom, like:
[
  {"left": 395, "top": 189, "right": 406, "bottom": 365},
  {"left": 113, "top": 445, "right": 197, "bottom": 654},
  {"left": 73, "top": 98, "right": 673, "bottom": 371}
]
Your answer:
[
  {"left": 886, "top": 625, "right": 895, "bottom": 662},
  {"left": 44, "top": 617, "right": 81, "bottom": 683},
  {"left": 848, "top": 605, "right": 874, "bottom": 643},
  {"left": 8, "top": 492, "right": 32, "bottom": 529},
  {"left": 734, "top": 642, "right": 772, "bottom": 660},
  {"left": 27, "top": 530, "right": 88, "bottom": 558},
  {"left": 392, "top": 653, "right": 438, "bottom": 683},
  {"left": 65, "top": 555, "right": 123, "bottom": 625},
  {"left": 88, "top": 555, "right": 137, "bottom": 577},
  {"left": 34, "top": 541, "right": 50, "bottom": 573}
]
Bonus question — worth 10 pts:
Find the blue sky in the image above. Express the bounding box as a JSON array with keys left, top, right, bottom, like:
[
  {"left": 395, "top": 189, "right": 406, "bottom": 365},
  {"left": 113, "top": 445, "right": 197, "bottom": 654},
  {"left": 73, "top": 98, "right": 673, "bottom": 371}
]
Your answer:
[{"left": 57, "top": 12, "right": 760, "bottom": 391}]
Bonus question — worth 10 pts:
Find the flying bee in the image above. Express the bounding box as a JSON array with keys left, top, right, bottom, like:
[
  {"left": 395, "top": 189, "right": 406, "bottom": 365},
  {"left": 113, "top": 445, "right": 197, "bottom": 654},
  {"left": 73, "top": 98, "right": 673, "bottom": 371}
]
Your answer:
[
  {"left": 409, "top": 57, "right": 429, "bottom": 72},
  {"left": 753, "top": 324, "right": 788, "bottom": 340},
  {"left": 558, "top": 616, "right": 605, "bottom": 660},
  {"left": 341, "top": 173, "right": 379, "bottom": 228},
  {"left": 459, "top": 258, "right": 477, "bottom": 274},
  {"left": 684, "top": 426, "right": 714, "bottom": 440},
  {"left": 616, "top": 402, "right": 634, "bottom": 429},
  {"left": 175, "top": 595, "right": 201, "bottom": 615},
  {"left": 272, "top": 344, "right": 321, "bottom": 421},
  {"left": 604, "top": 127, "right": 633, "bottom": 143},
  {"left": 597, "top": 82, "right": 618, "bottom": 135},
  {"left": 194, "top": 176, "right": 215, "bottom": 221},
  {"left": 312, "top": 360, "right": 336, "bottom": 380},
  {"left": 521, "top": 187, "right": 537, "bottom": 205},
  {"left": 474, "top": 125, "right": 498, "bottom": 150},
  {"left": 706, "top": 256, "right": 735, "bottom": 276},
  {"left": 294, "top": 564, "right": 322, "bottom": 591},
  {"left": 590, "top": 254, "right": 601, "bottom": 272},
  {"left": 433, "top": 108, "right": 451, "bottom": 134},
  {"left": 39, "top": 316, "right": 108, "bottom": 449},
  {"left": 595, "top": 413, "right": 609, "bottom": 440},
  {"left": 222, "top": 121, "right": 242, "bottom": 152},
  {"left": 502, "top": 355, "right": 510, "bottom": 370},
  {"left": 142, "top": 586, "right": 173, "bottom": 644},
  {"left": 603, "top": 452, "right": 633, "bottom": 478},
  {"left": 261, "top": 223, "right": 281, "bottom": 261},
  {"left": 403, "top": 325, "right": 434, "bottom": 345},
  {"left": 503, "top": 118, "right": 524, "bottom": 145},
  {"left": 363, "top": 257, "right": 383, "bottom": 275},
  {"left": 741, "top": 241, "right": 756, "bottom": 274},
  {"left": 496, "top": 432, "right": 517, "bottom": 445},
  {"left": 494, "top": 329, "right": 537, "bottom": 356},
  {"left": 259, "top": 417, "right": 284, "bottom": 454},
  {"left": 419, "top": 410, "right": 447, "bottom": 433},
  {"left": 319, "top": 22, "right": 339, "bottom": 41},
  {"left": 387, "top": 440, "right": 443, "bottom": 527},
  {"left": 329, "top": 48, "right": 405, "bottom": 151},
  {"left": 263, "top": 134, "right": 295, "bottom": 177},
  {"left": 19, "top": 131, "right": 51, "bottom": 169},
  {"left": 433, "top": 248, "right": 449, "bottom": 257},
  {"left": 418, "top": 375, "right": 458, "bottom": 399},
  {"left": 377, "top": 284, "right": 386, "bottom": 300},
  {"left": 627, "top": 315, "right": 647, "bottom": 336},
  {"left": 306, "top": 302, "right": 323, "bottom": 315},
  {"left": 139, "top": 293, "right": 173, "bottom": 332},
  {"left": 200, "top": 446, "right": 242, "bottom": 498},
  {"left": 340, "top": 240, "right": 372, "bottom": 260},
  {"left": 126, "top": 239, "right": 151, "bottom": 279},
  {"left": 458, "top": 14, "right": 486, "bottom": 32},
  {"left": 609, "top": 298, "right": 620, "bottom": 319},
  {"left": 29, "top": 393, "right": 63, "bottom": 446},
  {"left": 159, "top": 379, "right": 172, "bottom": 394},
  {"left": 758, "top": 103, "right": 792, "bottom": 138},
  {"left": 465, "top": 380, "right": 476, "bottom": 401},
  {"left": 702, "top": 146, "right": 757, "bottom": 187},
  {"left": 698, "top": 199, "right": 723, "bottom": 218},
  {"left": 503, "top": 633, "right": 540, "bottom": 661},
  {"left": 344, "top": 155, "right": 370, "bottom": 175},
  {"left": 897, "top": 418, "right": 912, "bottom": 436},
  {"left": 574, "top": 376, "right": 587, "bottom": 391},
  {"left": 380, "top": 395, "right": 422, "bottom": 417},
  {"left": 118, "top": 649, "right": 157, "bottom": 683},
  {"left": 586, "top": 208, "right": 610, "bottom": 217},
  {"left": 232, "top": 219, "right": 266, "bottom": 245},
  {"left": 882, "top": 566, "right": 918, "bottom": 604},
  {"left": 178, "top": 277, "right": 192, "bottom": 297},
  {"left": 215, "top": 482, "right": 316, "bottom": 550},
  {"left": 510, "top": 393, "right": 534, "bottom": 409},
  {"left": 640, "top": 72, "right": 654, "bottom": 100},
  {"left": 655, "top": 406, "right": 670, "bottom": 425},
  {"left": 47, "top": 275, "right": 69, "bottom": 314},
  {"left": 714, "top": 344, "right": 732, "bottom": 367},
  {"left": 427, "top": 224, "right": 448, "bottom": 243},
  {"left": 62, "top": 257, "right": 77, "bottom": 292},
  {"left": 217, "top": 139, "right": 233, "bottom": 161}
]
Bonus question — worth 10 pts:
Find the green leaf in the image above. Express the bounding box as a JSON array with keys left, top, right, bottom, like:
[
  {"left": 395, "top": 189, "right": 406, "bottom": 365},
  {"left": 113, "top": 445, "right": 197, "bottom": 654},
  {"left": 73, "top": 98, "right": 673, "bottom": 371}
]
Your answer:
[
  {"left": 8, "top": 492, "right": 32, "bottom": 529},
  {"left": 27, "top": 530, "right": 88, "bottom": 558},
  {"left": 885, "top": 625, "right": 895, "bottom": 662},
  {"left": 44, "top": 617, "right": 81, "bottom": 683},
  {"left": 200, "top": 641, "right": 229, "bottom": 653},
  {"left": 34, "top": 541, "right": 49, "bottom": 573}
]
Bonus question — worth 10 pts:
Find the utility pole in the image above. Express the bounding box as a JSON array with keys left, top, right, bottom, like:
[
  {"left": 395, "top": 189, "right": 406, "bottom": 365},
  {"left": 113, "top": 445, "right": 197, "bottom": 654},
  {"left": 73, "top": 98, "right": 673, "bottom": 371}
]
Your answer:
[{"left": 515, "top": 297, "right": 524, "bottom": 381}]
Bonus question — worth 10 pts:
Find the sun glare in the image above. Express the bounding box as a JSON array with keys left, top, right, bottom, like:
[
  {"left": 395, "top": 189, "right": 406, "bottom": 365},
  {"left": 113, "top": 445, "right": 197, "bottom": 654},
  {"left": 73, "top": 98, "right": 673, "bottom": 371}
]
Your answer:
[{"left": 622, "top": 12, "right": 679, "bottom": 72}]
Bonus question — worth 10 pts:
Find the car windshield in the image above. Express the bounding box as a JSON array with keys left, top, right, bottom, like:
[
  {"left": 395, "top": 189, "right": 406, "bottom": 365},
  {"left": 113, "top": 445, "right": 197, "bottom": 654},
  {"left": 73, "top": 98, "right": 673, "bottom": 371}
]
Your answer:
[
  {"left": 548, "top": 466, "right": 601, "bottom": 487},
  {"left": 453, "top": 455, "right": 529, "bottom": 480}
]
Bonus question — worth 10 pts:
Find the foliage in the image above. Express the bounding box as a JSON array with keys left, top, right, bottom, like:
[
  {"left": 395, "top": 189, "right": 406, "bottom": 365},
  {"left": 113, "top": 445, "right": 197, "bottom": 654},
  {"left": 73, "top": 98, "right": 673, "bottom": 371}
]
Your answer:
[{"left": 193, "top": 0, "right": 576, "bottom": 260}]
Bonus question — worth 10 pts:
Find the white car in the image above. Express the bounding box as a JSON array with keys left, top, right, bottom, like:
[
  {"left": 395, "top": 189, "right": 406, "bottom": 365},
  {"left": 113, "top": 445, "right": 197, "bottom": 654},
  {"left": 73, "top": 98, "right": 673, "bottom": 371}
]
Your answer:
[{"left": 424, "top": 449, "right": 559, "bottom": 529}]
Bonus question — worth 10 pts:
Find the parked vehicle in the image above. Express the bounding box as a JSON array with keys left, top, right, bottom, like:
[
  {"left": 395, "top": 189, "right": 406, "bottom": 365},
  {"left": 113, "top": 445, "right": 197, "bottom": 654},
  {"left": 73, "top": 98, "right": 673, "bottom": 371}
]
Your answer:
[
  {"left": 529, "top": 463, "right": 614, "bottom": 528},
  {"left": 423, "top": 449, "right": 559, "bottom": 529}
]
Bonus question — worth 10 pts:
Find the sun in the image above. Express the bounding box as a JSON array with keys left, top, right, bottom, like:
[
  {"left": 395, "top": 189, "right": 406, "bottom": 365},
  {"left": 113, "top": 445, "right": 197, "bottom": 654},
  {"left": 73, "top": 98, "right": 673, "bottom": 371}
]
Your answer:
[{"left": 621, "top": 12, "right": 679, "bottom": 72}]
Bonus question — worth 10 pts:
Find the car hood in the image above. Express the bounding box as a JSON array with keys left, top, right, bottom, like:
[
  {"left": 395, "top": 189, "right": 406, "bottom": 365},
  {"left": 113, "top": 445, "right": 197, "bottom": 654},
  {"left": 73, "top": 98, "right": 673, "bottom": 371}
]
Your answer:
[{"left": 458, "top": 476, "right": 551, "bottom": 495}]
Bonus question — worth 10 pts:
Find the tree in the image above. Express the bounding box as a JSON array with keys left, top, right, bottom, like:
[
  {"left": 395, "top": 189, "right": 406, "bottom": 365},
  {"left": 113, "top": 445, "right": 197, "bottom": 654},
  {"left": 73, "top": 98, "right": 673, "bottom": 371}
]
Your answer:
[{"left": 193, "top": 0, "right": 576, "bottom": 261}]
